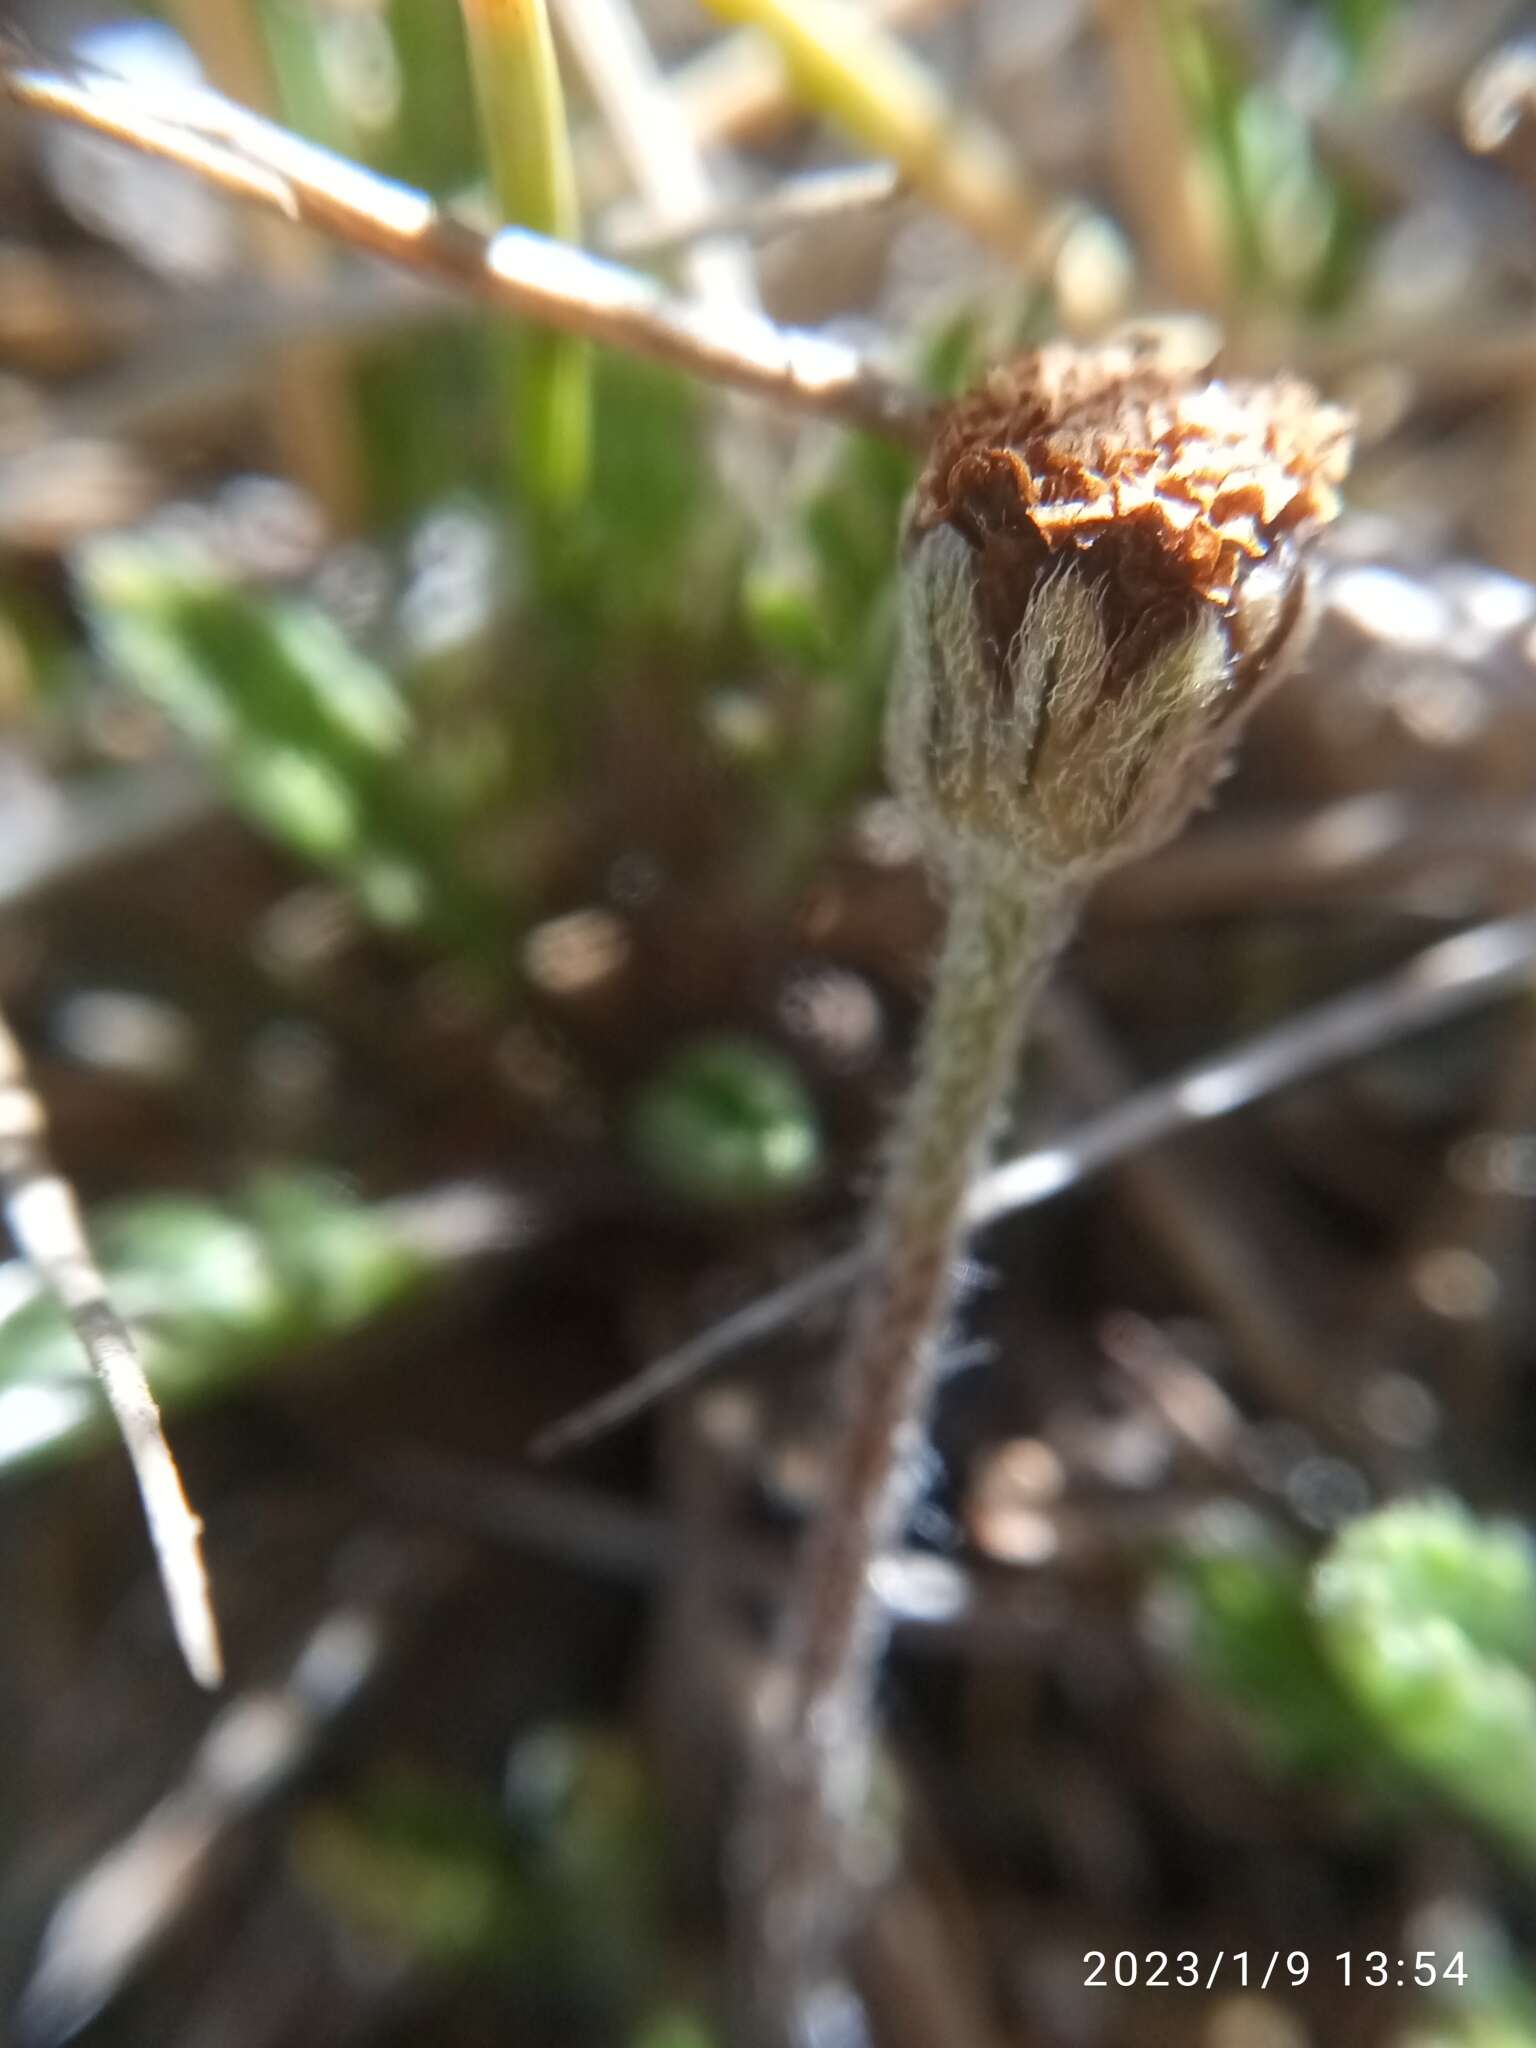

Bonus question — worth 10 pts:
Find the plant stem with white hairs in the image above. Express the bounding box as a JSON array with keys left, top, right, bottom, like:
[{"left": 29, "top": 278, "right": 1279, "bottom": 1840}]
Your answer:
[
  {"left": 734, "top": 339, "right": 1351, "bottom": 2043},
  {"left": 735, "top": 867, "right": 1076, "bottom": 2040}
]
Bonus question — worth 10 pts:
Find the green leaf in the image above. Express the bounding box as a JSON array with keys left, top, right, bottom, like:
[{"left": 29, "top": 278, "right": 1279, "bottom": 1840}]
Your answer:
[
  {"left": 1167, "top": 7, "right": 1373, "bottom": 309},
  {"left": 299, "top": 1734, "right": 675, "bottom": 2016},
  {"left": 505, "top": 1725, "right": 668, "bottom": 2007},
  {"left": 1164, "top": 1504, "right": 1376, "bottom": 1778},
  {"left": 742, "top": 429, "right": 913, "bottom": 863},
  {"left": 1323, "top": 0, "right": 1400, "bottom": 78},
  {"left": 634, "top": 2012, "right": 719, "bottom": 2048},
  {"left": 1312, "top": 1498, "right": 1536, "bottom": 1863},
  {"left": 1400, "top": 1957, "right": 1536, "bottom": 2048},
  {"left": 259, "top": 0, "right": 492, "bottom": 522},
  {"left": 294, "top": 1770, "right": 542, "bottom": 1972},
  {"left": 77, "top": 537, "right": 503, "bottom": 963},
  {"left": 551, "top": 355, "right": 737, "bottom": 642},
  {"left": 461, "top": 0, "right": 591, "bottom": 514},
  {"left": 627, "top": 1035, "right": 822, "bottom": 1208}
]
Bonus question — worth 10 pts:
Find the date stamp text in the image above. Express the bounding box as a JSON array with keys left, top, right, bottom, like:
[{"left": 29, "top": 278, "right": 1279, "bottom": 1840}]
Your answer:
[{"left": 1083, "top": 1952, "right": 1469, "bottom": 1991}]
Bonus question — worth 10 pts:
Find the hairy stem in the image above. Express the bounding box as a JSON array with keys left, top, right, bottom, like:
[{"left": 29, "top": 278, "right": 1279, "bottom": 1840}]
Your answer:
[{"left": 736, "top": 867, "right": 1076, "bottom": 2042}]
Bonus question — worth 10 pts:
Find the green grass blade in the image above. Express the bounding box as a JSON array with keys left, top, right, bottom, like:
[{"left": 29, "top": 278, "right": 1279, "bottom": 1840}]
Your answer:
[{"left": 460, "top": 0, "right": 591, "bottom": 513}]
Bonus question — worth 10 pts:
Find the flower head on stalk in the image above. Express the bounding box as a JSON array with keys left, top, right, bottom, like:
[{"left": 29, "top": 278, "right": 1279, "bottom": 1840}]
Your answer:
[{"left": 888, "top": 337, "right": 1353, "bottom": 882}]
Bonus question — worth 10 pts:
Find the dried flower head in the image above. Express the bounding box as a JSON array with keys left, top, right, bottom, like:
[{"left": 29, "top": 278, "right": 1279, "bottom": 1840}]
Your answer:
[{"left": 888, "top": 338, "right": 1353, "bottom": 882}]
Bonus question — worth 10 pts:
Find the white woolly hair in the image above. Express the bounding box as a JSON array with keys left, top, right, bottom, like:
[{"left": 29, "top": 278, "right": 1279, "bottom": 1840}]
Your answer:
[{"left": 887, "top": 521, "right": 1237, "bottom": 885}]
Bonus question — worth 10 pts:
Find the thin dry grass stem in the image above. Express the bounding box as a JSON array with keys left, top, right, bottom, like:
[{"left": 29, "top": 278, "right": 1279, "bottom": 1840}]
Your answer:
[
  {"left": 853, "top": 1870, "right": 1005, "bottom": 2048},
  {"left": 1279, "top": 311, "right": 1536, "bottom": 402},
  {"left": 530, "top": 1245, "right": 860, "bottom": 1457},
  {"left": 1095, "top": 793, "right": 1536, "bottom": 921},
  {"left": 972, "top": 912, "right": 1536, "bottom": 1225},
  {"left": 19, "top": 1597, "right": 386, "bottom": 2042},
  {"left": 1093, "top": 0, "right": 1229, "bottom": 309},
  {"left": 533, "top": 908, "right": 1536, "bottom": 1457},
  {"left": 0, "top": 763, "right": 215, "bottom": 909},
  {"left": 2, "top": 273, "right": 448, "bottom": 458},
  {"left": 0, "top": 36, "right": 933, "bottom": 449},
  {"left": 605, "top": 163, "right": 904, "bottom": 262},
  {"left": 571, "top": 0, "right": 966, "bottom": 204},
  {"left": 1456, "top": 36, "right": 1536, "bottom": 567},
  {"left": 1505, "top": 395, "right": 1536, "bottom": 580},
  {"left": 644, "top": 1388, "right": 762, "bottom": 1899},
  {"left": 1097, "top": 1311, "right": 1254, "bottom": 1492},
  {"left": 694, "top": 0, "right": 1065, "bottom": 275},
  {"left": 1041, "top": 983, "right": 1378, "bottom": 1472},
  {"left": 554, "top": 0, "right": 758, "bottom": 310},
  {"left": 1345, "top": 991, "right": 1536, "bottom": 1439},
  {"left": 679, "top": 0, "right": 964, "bottom": 141},
  {"left": 1152, "top": 305, "right": 1530, "bottom": 445},
  {"left": 377, "top": 1441, "right": 1016, "bottom": 1649},
  {"left": 164, "top": 0, "right": 364, "bottom": 534},
  {"left": 0, "top": 1011, "right": 220, "bottom": 1689}
]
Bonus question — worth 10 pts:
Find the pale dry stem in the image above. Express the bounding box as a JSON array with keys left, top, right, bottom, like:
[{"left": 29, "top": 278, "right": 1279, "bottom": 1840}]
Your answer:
[
  {"left": 0, "top": 35, "right": 933, "bottom": 448},
  {"left": 0, "top": 1012, "right": 220, "bottom": 1688}
]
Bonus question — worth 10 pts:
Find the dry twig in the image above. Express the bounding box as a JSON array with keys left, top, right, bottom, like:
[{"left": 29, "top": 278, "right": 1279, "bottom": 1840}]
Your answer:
[
  {"left": 20, "top": 1598, "right": 384, "bottom": 2041},
  {"left": 535, "top": 907, "right": 1536, "bottom": 1456},
  {"left": 554, "top": 0, "right": 759, "bottom": 310},
  {"left": 0, "top": 34, "right": 932, "bottom": 448},
  {"left": 0, "top": 1012, "right": 220, "bottom": 1688}
]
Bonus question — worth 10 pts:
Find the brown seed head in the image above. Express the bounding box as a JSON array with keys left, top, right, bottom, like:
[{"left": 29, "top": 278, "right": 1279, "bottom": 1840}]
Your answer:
[{"left": 888, "top": 339, "right": 1352, "bottom": 882}]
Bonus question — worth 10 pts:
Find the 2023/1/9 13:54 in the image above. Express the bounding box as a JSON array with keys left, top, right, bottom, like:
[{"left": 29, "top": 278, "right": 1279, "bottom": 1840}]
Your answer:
[{"left": 1083, "top": 1950, "right": 1470, "bottom": 1989}]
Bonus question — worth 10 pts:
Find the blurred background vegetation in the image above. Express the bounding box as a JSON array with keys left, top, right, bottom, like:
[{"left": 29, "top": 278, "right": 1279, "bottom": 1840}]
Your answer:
[{"left": 6, "top": 0, "right": 1536, "bottom": 2042}]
